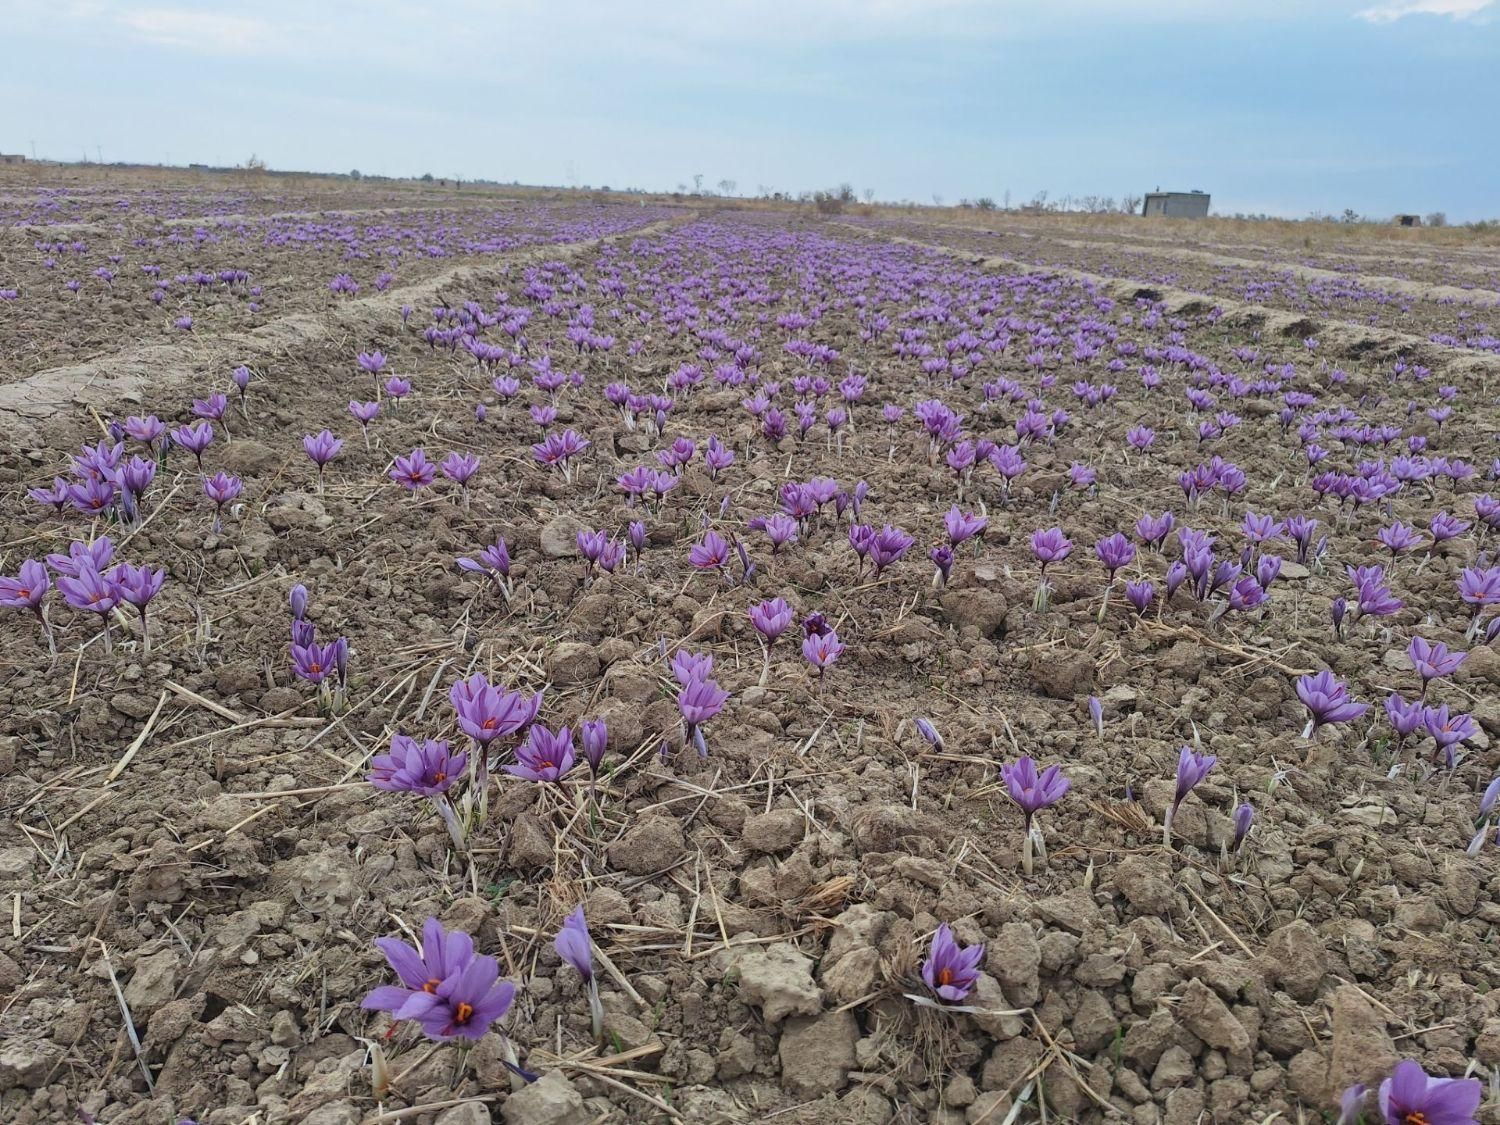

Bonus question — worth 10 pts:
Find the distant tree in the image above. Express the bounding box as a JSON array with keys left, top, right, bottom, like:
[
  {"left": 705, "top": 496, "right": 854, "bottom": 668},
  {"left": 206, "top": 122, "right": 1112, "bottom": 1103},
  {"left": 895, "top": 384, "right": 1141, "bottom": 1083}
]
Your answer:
[
  {"left": 976, "top": 197, "right": 996, "bottom": 211},
  {"left": 245, "top": 153, "right": 267, "bottom": 172},
  {"left": 420, "top": 172, "right": 434, "bottom": 182},
  {"left": 692, "top": 173, "right": 704, "bottom": 194},
  {"left": 1122, "top": 194, "right": 1141, "bottom": 215},
  {"left": 932, "top": 193, "right": 944, "bottom": 207},
  {"left": 1003, "top": 189, "right": 1011, "bottom": 210},
  {"left": 1425, "top": 211, "right": 1447, "bottom": 227},
  {"left": 676, "top": 182, "right": 688, "bottom": 194},
  {"left": 1027, "top": 190, "right": 1048, "bottom": 210},
  {"left": 862, "top": 188, "right": 875, "bottom": 204},
  {"left": 349, "top": 169, "right": 362, "bottom": 180},
  {"left": 1341, "top": 208, "right": 1361, "bottom": 224},
  {"left": 717, "top": 179, "right": 737, "bottom": 196}
]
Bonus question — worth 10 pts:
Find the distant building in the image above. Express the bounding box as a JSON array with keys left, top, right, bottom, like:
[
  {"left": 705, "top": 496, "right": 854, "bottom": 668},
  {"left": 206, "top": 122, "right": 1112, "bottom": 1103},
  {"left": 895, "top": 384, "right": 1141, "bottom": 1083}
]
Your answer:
[
  {"left": 1394, "top": 214, "right": 1420, "bottom": 227},
  {"left": 1142, "top": 190, "right": 1210, "bottom": 218},
  {"left": 0, "top": 154, "right": 26, "bottom": 165}
]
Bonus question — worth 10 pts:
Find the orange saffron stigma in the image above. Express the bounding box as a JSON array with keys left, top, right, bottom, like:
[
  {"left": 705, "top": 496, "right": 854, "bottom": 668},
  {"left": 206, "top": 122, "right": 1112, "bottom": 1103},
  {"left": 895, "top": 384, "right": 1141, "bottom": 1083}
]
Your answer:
[
  {"left": 454, "top": 1002, "right": 474, "bottom": 1024},
  {"left": 423, "top": 978, "right": 441, "bottom": 994},
  {"left": 937, "top": 967, "right": 953, "bottom": 986}
]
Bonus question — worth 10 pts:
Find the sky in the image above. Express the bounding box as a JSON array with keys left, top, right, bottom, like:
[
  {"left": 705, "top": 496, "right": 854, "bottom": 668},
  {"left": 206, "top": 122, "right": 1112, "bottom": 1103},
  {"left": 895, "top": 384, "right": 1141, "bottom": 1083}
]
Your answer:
[{"left": 3, "top": 0, "right": 1498, "bottom": 220}]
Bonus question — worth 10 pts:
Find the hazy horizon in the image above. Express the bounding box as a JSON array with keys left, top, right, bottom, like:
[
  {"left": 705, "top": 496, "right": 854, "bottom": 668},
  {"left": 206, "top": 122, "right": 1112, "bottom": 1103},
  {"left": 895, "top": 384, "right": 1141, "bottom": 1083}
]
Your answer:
[{"left": 5, "top": 0, "right": 1498, "bottom": 221}]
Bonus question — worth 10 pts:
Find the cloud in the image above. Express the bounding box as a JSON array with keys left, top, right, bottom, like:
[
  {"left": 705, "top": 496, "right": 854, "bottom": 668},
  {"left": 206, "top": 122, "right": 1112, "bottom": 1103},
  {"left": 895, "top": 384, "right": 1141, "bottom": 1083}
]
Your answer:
[
  {"left": 115, "top": 7, "right": 283, "bottom": 53},
  {"left": 1356, "top": 0, "right": 1494, "bottom": 22}
]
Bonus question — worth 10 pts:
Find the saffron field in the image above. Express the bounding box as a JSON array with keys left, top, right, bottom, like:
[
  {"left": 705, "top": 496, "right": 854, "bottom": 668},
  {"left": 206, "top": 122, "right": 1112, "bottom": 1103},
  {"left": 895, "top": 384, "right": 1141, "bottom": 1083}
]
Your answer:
[{"left": 1, "top": 172, "right": 1498, "bottom": 1124}]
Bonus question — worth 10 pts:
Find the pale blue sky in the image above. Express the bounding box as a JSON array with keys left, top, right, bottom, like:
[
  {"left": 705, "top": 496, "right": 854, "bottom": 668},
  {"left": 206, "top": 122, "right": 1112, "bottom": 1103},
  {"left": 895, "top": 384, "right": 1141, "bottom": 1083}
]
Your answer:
[{"left": 4, "top": 0, "right": 1497, "bottom": 219}]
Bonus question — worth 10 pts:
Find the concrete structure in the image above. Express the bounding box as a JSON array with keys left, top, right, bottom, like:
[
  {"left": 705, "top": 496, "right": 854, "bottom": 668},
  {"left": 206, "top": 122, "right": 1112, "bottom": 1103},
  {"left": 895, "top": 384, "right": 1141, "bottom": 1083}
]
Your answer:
[
  {"left": 0, "top": 154, "right": 26, "bottom": 165},
  {"left": 1394, "top": 214, "right": 1420, "bottom": 227},
  {"left": 1142, "top": 190, "right": 1210, "bottom": 218}
]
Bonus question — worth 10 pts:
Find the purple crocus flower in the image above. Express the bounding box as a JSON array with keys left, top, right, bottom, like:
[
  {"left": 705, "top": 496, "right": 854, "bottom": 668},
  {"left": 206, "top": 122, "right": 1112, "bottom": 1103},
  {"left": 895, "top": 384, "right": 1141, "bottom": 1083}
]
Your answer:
[
  {"left": 303, "top": 430, "right": 343, "bottom": 490},
  {"left": 920, "top": 924, "right": 984, "bottom": 1004},
  {"left": 390, "top": 448, "right": 437, "bottom": 490},
  {"left": 868, "top": 525, "right": 913, "bottom": 577},
  {"left": 1228, "top": 576, "right": 1268, "bottom": 612},
  {"left": 759, "top": 513, "right": 799, "bottom": 553},
  {"left": 944, "top": 507, "right": 986, "bottom": 547},
  {"left": 580, "top": 719, "right": 608, "bottom": 777},
  {"left": 48, "top": 537, "right": 114, "bottom": 579},
  {"left": 802, "top": 628, "right": 845, "bottom": 680},
  {"left": 554, "top": 906, "right": 594, "bottom": 984},
  {"left": 441, "top": 452, "right": 480, "bottom": 488},
  {"left": 749, "top": 597, "right": 794, "bottom": 644},
  {"left": 349, "top": 400, "right": 380, "bottom": 446},
  {"left": 1165, "top": 746, "right": 1216, "bottom": 847},
  {"left": 1429, "top": 510, "right": 1471, "bottom": 545},
  {"left": 191, "top": 394, "right": 228, "bottom": 425},
  {"left": 171, "top": 422, "right": 214, "bottom": 468},
  {"left": 0, "top": 559, "right": 54, "bottom": 654},
  {"left": 1125, "top": 579, "right": 1155, "bottom": 616},
  {"left": 203, "top": 472, "right": 242, "bottom": 531},
  {"left": 402, "top": 951, "right": 515, "bottom": 1043},
  {"left": 124, "top": 415, "right": 166, "bottom": 446},
  {"left": 289, "top": 584, "right": 308, "bottom": 621},
  {"left": 1377, "top": 521, "right": 1423, "bottom": 559},
  {"left": 1408, "top": 637, "right": 1466, "bottom": 695},
  {"left": 1459, "top": 566, "right": 1500, "bottom": 613},
  {"left": 930, "top": 544, "right": 954, "bottom": 588},
  {"left": 1335, "top": 1083, "right": 1369, "bottom": 1125},
  {"left": 1001, "top": 756, "right": 1071, "bottom": 874},
  {"left": 457, "top": 537, "right": 513, "bottom": 600},
  {"left": 112, "top": 562, "right": 166, "bottom": 653},
  {"left": 118, "top": 455, "right": 157, "bottom": 501},
  {"left": 1094, "top": 532, "right": 1136, "bottom": 581},
  {"left": 676, "top": 674, "right": 729, "bottom": 758},
  {"left": 1296, "top": 670, "right": 1369, "bottom": 738},
  {"left": 506, "top": 725, "right": 576, "bottom": 783},
  {"left": 68, "top": 476, "right": 118, "bottom": 516},
  {"left": 57, "top": 565, "right": 120, "bottom": 618},
  {"left": 0, "top": 559, "right": 50, "bottom": 614},
  {"left": 362, "top": 916, "right": 477, "bottom": 1018},
  {"left": 914, "top": 717, "right": 943, "bottom": 749},
  {"left": 27, "top": 477, "right": 71, "bottom": 511},
  {"left": 449, "top": 675, "right": 542, "bottom": 745},
  {"left": 384, "top": 376, "right": 411, "bottom": 403},
  {"left": 1030, "top": 527, "right": 1072, "bottom": 570},
  {"left": 369, "top": 734, "right": 467, "bottom": 796},
  {"left": 1231, "top": 803, "right": 1254, "bottom": 853},
  {"left": 291, "top": 640, "right": 338, "bottom": 684},
  {"left": 1377, "top": 1059, "right": 1480, "bottom": 1125},
  {"left": 671, "top": 649, "right": 714, "bottom": 686},
  {"left": 1135, "top": 511, "right": 1175, "bottom": 550},
  {"left": 689, "top": 530, "right": 732, "bottom": 573},
  {"left": 1384, "top": 693, "right": 1427, "bottom": 748},
  {"left": 1424, "top": 704, "right": 1478, "bottom": 767}
]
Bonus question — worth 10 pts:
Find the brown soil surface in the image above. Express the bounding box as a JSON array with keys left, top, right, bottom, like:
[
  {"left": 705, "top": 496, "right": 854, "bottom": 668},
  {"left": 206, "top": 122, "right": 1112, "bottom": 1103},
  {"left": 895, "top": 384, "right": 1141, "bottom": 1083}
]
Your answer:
[{"left": 2, "top": 182, "right": 1498, "bottom": 1125}]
